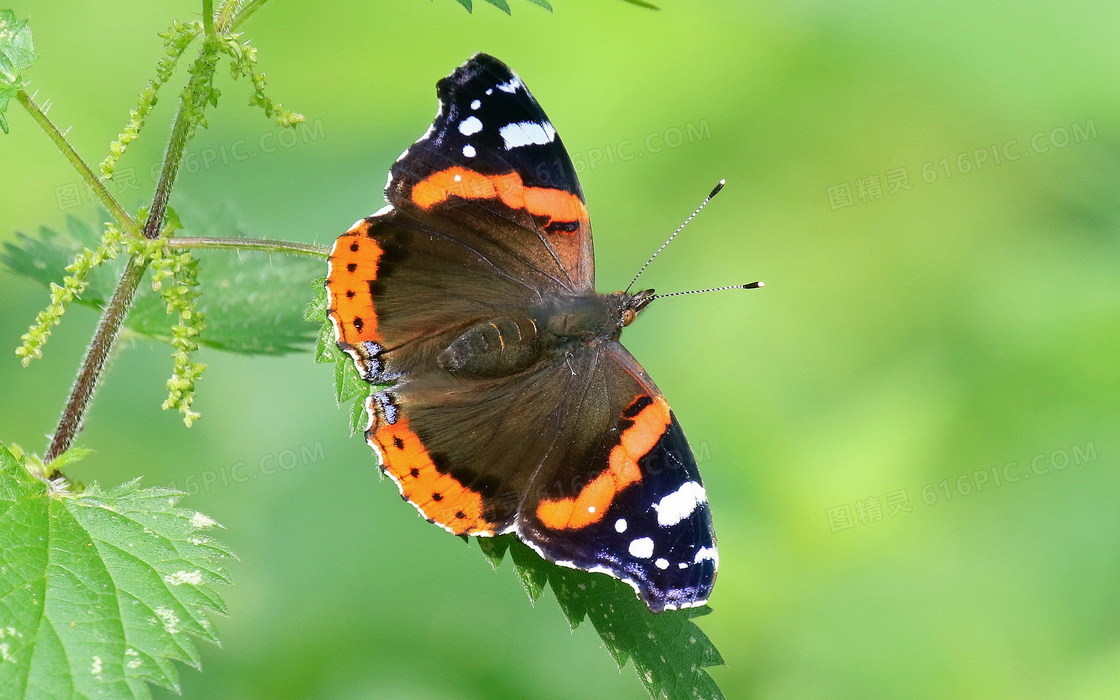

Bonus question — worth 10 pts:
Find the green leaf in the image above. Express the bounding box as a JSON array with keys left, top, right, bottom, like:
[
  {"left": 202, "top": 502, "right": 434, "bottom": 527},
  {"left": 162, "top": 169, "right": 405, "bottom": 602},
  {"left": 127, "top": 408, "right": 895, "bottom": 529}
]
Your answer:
[
  {"left": 307, "top": 280, "right": 371, "bottom": 436},
  {"left": 347, "top": 392, "right": 368, "bottom": 436},
  {"left": 333, "top": 346, "right": 370, "bottom": 437},
  {"left": 0, "top": 442, "right": 233, "bottom": 697},
  {"left": 477, "top": 536, "right": 510, "bottom": 569},
  {"left": 0, "top": 83, "right": 17, "bottom": 134},
  {"left": 1, "top": 212, "right": 322, "bottom": 355},
  {"left": 0, "top": 10, "right": 37, "bottom": 134},
  {"left": 481, "top": 0, "right": 513, "bottom": 13},
  {"left": 306, "top": 279, "right": 335, "bottom": 363},
  {"left": 0, "top": 10, "right": 36, "bottom": 77},
  {"left": 1, "top": 219, "right": 124, "bottom": 303},
  {"left": 332, "top": 347, "right": 366, "bottom": 404},
  {"left": 449, "top": 0, "right": 554, "bottom": 12},
  {"left": 482, "top": 537, "right": 725, "bottom": 700},
  {"left": 128, "top": 247, "right": 320, "bottom": 355},
  {"left": 507, "top": 535, "right": 548, "bottom": 602},
  {"left": 41, "top": 446, "right": 96, "bottom": 473}
]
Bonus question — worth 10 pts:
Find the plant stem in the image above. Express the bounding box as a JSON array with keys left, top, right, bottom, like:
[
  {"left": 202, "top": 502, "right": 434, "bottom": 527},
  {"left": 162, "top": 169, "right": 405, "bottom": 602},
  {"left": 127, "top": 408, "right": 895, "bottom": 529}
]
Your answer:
[
  {"left": 16, "top": 90, "right": 135, "bottom": 232},
  {"left": 168, "top": 236, "right": 329, "bottom": 258},
  {"left": 229, "top": 0, "right": 274, "bottom": 30},
  {"left": 143, "top": 47, "right": 218, "bottom": 239},
  {"left": 44, "top": 258, "right": 146, "bottom": 468},
  {"left": 202, "top": 0, "right": 217, "bottom": 39},
  {"left": 45, "top": 46, "right": 220, "bottom": 465}
]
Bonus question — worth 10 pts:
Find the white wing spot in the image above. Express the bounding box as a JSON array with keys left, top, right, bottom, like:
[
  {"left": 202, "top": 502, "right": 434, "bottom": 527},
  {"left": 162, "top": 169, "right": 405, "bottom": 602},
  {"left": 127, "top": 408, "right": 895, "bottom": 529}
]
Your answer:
[
  {"left": 453, "top": 174, "right": 462, "bottom": 182},
  {"left": 587, "top": 505, "right": 596, "bottom": 513},
  {"left": 496, "top": 76, "right": 523, "bottom": 93},
  {"left": 678, "top": 562, "right": 689, "bottom": 569},
  {"left": 458, "top": 116, "right": 483, "bottom": 136},
  {"left": 499, "top": 121, "right": 557, "bottom": 150},
  {"left": 470, "top": 99, "right": 481, "bottom": 110},
  {"left": 614, "top": 518, "right": 627, "bottom": 533},
  {"left": 628, "top": 537, "right": 654, "bottom": 559},
  {"left": 462, "top": 144, "right": 476, "bottom": 158},
  {"left": 485, "top": 88, "right": 494, "bottom": 95},
  {"left": 694, "top": 546, "right": 718, "bottom": 566},
  {"left": 653, "top": 481, "right": 707, "bottom": 527},
  {"left": 655, "top": 558, "right": 670, "bottom": 570}
]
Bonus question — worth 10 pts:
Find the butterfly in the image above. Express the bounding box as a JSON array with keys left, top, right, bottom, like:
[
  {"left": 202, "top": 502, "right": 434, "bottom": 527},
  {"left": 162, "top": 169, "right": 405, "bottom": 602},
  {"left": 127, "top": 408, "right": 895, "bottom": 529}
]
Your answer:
[{"left": 327, "top": 53, "right": 727, "bottom": 612}]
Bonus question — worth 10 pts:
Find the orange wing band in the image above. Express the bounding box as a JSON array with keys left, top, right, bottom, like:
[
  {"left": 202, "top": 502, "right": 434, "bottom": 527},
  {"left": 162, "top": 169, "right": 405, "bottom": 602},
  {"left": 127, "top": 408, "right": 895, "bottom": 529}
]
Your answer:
[
  {"left": 535, "top": 395, "right": 671, "bottom": 530},
  {"left": 411, "top": 166, "right": 587, "bottom": 231},
  {"left": 327, "top": 219, "right": 383, "bottom": 346},
  {"left": 369, "top": 407, "right": 496, "bottom": 536}
]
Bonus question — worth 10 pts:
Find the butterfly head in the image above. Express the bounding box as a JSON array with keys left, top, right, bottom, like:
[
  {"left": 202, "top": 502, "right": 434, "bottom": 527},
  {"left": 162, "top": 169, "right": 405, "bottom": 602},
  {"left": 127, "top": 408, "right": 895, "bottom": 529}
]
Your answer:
[{"left": 613, "top": 288, "right": 656, "bottom": 328}]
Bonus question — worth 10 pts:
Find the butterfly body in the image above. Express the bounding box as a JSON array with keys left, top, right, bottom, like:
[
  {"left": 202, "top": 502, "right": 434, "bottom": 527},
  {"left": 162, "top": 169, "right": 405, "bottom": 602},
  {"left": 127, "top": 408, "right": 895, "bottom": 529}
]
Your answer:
[
  {"left": 327, "top": 54, "right": 719, "bottom": 612},
  {"left": 438, "top": 290, "right": 648, "bottom": 378}
]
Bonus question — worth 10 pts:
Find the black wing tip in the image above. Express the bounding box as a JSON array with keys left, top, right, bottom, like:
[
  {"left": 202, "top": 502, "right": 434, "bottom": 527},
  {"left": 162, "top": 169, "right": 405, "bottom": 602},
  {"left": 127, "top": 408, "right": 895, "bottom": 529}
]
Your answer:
[
  {"left": 445, "top": 53, "right": 514, "bottom": 87},
  {"left": 468, "top": 51, "right": 504, "bottom": 66}
]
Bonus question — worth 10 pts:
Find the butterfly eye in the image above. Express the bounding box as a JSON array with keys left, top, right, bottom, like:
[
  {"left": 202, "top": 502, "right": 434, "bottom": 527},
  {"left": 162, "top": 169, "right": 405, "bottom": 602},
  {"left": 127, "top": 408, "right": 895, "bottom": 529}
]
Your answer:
[{"left": 621, "top": 309, "right": 637, "bottom": 327}]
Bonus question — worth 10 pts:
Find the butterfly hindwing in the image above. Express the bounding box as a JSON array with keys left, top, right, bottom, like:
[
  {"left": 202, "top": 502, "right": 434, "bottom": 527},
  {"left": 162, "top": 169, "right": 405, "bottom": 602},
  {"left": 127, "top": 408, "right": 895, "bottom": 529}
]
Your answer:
[{"left": 518, "top": 345, "right": 717, "bottom": 612}]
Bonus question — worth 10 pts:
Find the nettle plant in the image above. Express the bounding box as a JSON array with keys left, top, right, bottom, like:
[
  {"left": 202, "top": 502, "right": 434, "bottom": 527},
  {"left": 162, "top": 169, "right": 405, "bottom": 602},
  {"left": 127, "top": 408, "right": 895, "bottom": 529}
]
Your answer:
[{"left": 0, "top": 2, "right": 723, "bottom": 698}]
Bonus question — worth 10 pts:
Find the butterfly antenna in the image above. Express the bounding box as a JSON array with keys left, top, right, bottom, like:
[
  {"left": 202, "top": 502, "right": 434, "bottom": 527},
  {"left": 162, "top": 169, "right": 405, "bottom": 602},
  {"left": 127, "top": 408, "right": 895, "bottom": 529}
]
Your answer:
[
  {"left": 652, "top": 281, "right": 764, "bottom": 300},
  {"left": 625, "top": 179, "right": 726, "bottom": 293}
]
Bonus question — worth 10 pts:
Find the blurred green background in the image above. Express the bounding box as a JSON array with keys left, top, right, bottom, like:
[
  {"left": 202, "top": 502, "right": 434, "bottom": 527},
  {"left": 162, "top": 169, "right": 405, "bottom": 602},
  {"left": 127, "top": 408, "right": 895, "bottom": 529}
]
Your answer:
[{"left": 2, "top": 1, "right": 1118, "bottom": 698}]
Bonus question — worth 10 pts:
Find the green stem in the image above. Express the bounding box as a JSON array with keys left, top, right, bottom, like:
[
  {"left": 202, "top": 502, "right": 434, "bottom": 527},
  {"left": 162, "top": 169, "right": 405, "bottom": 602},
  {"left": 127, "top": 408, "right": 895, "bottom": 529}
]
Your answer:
[
  {"left": 45, "top": 45, "right": 221, "bottom": 464},
  {"left": 143, "top": 43, "right": 219, "bottom": 239},
  {"left": 168, "top": 236, "right": 329, "bottom": 258},
  {"left": 16, "top": 90, "right": 135, "bottom": 232},
  {"left": 215, "top": 0, "right": 241, "bottom": 31},
  {"left": 44, "top": 258, "right": 146, "bottom": 468},
  {"left": 229, "top": 0, "right": 273, "bottom": 30},
  {"left": 202, "top": 0, "right": 217, "bottom": 39}
]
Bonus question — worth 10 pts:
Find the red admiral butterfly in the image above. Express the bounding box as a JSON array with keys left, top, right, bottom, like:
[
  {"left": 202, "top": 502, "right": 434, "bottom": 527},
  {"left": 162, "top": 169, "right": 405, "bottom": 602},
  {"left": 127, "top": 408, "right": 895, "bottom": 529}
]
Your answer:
[{"left": 327, "top": 54, "right": 739, "bottom": 611}]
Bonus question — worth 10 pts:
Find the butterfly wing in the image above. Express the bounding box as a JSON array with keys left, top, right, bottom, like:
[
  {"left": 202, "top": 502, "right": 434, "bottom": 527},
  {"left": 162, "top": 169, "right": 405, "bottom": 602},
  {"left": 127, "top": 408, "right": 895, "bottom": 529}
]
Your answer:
[
  {"left": 329, "top": 53, "right": 595, "bottom": 371},
  {"left": 388, "top": 52, "right": 593, "bottom": 291},
  {"left": 350, "top": 335, "right": 717, "bottom": 612},
  {"left": 327, "top": 54, "right": 716, "bottom": 612},
  {"left": 326, "top": 54, "right": 594, "bottom": 534},
  {"left": 516, "top": 344, "right": 718, "bottom": 612}
]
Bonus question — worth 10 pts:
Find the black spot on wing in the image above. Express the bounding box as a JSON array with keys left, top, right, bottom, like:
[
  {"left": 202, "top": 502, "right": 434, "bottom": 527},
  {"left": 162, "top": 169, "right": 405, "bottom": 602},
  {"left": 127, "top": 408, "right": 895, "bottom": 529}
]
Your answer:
[
  {"left": 544, "top": 219, "right": 581, "bottom": 234},
  {"left": 622, "top": 395, "right": 654, "bottom": 419}
]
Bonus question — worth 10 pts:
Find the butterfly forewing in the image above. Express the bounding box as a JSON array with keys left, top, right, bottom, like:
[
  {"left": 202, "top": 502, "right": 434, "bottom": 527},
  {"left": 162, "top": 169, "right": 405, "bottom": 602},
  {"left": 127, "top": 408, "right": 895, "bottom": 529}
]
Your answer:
[{"left": 387, "top": 54, "right": 594, "bottom": 292}]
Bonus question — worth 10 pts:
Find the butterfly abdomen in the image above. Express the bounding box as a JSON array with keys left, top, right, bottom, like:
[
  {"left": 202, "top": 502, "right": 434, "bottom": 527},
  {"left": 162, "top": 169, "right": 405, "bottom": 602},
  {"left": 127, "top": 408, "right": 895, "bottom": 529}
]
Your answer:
[
  {"left": 438, "top": 293, "right": 634, "bottom": 379},
  {"left": 438, "top": 316, "right": 542, "bottom": 378}
]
